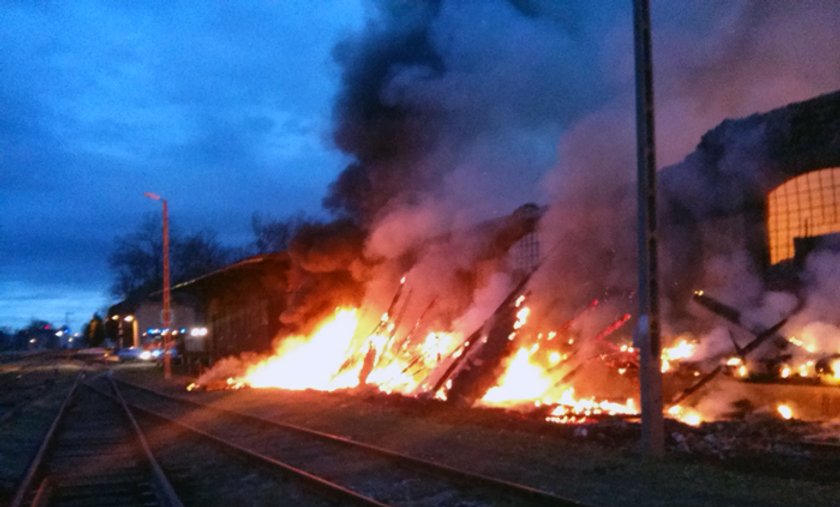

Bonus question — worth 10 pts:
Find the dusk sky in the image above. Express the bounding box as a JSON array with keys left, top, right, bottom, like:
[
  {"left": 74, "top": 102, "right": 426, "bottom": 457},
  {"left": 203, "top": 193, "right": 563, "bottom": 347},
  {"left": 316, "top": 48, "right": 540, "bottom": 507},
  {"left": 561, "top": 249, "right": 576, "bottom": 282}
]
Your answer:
[
  {"left": 2, "top": 1, "right": 839, "bottom": 332},
  {"left": 1, "top": 1, "right": 366, "bottom": 330}
]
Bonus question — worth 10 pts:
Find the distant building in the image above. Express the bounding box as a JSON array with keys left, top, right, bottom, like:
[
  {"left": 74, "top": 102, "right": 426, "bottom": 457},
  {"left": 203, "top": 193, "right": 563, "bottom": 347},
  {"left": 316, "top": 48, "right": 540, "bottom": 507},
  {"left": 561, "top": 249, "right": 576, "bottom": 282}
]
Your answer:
[
  {"left": 109, "top": 253, "right": 289, "bottom": 372},
  {"left": 107, "top": 294, "right": 199, "bottom": 350}
]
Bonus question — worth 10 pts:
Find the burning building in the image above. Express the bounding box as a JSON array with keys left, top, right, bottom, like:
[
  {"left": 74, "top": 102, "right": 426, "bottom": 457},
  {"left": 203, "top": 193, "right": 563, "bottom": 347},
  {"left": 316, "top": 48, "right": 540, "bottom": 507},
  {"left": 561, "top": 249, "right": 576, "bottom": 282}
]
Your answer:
[
  {"left": 191, "top": 88, "right": 840, "bottom": 428},
  {"left": 186, "top": 0, "right": 840, "bottom": 428}
]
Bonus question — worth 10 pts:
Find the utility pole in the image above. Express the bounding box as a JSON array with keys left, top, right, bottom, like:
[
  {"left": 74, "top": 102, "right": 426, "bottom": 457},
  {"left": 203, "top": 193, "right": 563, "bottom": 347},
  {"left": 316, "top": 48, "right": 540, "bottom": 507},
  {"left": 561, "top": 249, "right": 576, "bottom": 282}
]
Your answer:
[
  {"left": 633, "top": 0, "right": 664, "bottom": 457},
  {"left": 145, "top": 192, "right": 172, "bottom": 379}
]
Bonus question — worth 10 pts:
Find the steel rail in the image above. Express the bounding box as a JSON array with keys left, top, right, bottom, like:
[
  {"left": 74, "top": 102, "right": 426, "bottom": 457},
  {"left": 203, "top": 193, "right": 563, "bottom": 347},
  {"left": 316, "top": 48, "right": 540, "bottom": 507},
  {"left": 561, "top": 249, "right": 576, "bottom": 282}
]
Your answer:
[
  {"left": 106, "top": 377, "right": 185, "bottom": 507},
  {"left": 116, "top": 378, "right": 593, "bottom": 507},
  {"left": 89, "top": 382, "right": 388, "bottom": 507},
  {"left": 10, "top": 373, "right": 81, "bottom": 507}
]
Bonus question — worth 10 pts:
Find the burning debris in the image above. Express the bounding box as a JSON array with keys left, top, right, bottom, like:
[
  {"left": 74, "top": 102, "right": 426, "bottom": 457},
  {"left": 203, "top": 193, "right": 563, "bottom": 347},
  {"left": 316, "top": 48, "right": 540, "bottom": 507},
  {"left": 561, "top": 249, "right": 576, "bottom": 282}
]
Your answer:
[{"left": 193, "top": 259, "right": 839, "bottom": 433}]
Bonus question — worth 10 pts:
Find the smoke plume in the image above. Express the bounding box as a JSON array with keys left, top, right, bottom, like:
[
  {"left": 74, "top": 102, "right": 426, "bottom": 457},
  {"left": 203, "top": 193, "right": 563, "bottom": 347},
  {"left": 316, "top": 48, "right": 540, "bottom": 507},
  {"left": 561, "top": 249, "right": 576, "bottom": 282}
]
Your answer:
[{"left": 200, "top": 1, "right": 840, "bottom": 410}]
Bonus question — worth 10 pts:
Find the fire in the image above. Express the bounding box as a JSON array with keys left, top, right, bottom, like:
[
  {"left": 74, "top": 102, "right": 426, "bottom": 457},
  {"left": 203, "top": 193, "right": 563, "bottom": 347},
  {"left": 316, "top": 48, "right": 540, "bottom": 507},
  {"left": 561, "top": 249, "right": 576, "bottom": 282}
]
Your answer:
[
  {"left": 477, "top": 302, "right": 639, "bottom": 423},
  {"left": 482, "top": 347, "right": 553, "bottom": 403},
  {"left": 230, "top": 305, "right": 468, "bottom": 397},
  {"left": 199, "top": 276, "right": 838, "bottom": 430},
  {"left": 667, "top": 405, "right": 703, "bottom": 427},
  {"left": 661, "top": 338, "right": 697, "bottom": 373},
  {"left": 777, "top": 403, "right": 794, "bottom": 420},
  {"left": 726, "top": 357, "right": 749, "bottom": 378},
  {"left": 831, "top": 359, "right": 840, "bottom": 380},
  {"left": 240, "top": 308, "right": 362, "bottom": 390},
  {"left": 820, "top": 358, "right": 840, "bottom": 385},
  {"left": 546, "top": 389, "right": 636, "bottom": 424},
  {"left": 482, "top": 303, "right": 551, "bottom": 405},
  {"left": 787, "top": 336, "right": 816, "bottom": 353}
]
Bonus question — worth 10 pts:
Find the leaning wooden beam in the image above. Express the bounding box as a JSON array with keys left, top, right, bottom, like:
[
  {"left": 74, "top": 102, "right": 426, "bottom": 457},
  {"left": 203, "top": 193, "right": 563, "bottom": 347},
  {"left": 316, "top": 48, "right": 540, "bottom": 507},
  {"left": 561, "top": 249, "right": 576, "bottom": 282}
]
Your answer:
[{"left": 671, "top": 291, "right": 792, "bottom": 404}]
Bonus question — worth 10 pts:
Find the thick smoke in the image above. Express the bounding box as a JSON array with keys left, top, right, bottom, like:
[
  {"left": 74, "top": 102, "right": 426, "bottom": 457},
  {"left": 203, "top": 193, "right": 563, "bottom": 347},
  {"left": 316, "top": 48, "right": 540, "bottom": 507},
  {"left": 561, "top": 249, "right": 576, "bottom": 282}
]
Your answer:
[
  {"left": 280, "top": 219, "right": 369, "bottom": 332},
  {"left": 206, "top": 1, "right": 840, "bottom": 408},
  {"left": 308, "top": 0, "right": 840, "bottom": 358},
  {"left": 323, "top": 0, "right": 840, "bottom": 318},
  {"left": 327, "top": 1, "right": 620, "bottom": 227}
]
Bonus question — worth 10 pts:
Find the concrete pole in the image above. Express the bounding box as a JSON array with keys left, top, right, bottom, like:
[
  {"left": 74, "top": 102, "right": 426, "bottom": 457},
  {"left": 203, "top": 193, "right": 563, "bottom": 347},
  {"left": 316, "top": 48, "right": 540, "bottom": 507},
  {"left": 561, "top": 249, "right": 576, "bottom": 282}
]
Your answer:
[{"left": 633, "top": 0, "right": 664, "bottom": 457}]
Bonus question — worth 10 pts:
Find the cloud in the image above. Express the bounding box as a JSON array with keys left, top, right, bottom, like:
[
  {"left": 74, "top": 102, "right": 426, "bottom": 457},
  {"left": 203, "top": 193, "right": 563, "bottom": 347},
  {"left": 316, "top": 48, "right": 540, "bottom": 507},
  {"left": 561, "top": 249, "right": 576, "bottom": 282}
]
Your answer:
[{"left": 0, "top": 1, "right": 365, "bottom": 327}]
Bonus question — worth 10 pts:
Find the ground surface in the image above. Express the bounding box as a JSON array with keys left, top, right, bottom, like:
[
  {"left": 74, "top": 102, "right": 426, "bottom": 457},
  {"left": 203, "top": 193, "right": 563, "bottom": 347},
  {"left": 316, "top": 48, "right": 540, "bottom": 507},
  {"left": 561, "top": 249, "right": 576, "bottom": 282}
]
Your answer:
[
  {"left": 0, "top": 355, "right": 81, "bottom": 505},
  {"left": 117, "top": 363, "right": 840, "bottom": 507}
]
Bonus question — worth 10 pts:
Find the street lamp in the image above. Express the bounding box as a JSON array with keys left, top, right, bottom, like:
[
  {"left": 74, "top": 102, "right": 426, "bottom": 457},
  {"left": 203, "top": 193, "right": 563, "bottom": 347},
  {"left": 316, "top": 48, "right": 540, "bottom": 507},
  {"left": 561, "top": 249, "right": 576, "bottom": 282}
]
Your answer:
[{"left": 144, "top": 191, "right": 172, "bottom": 379}]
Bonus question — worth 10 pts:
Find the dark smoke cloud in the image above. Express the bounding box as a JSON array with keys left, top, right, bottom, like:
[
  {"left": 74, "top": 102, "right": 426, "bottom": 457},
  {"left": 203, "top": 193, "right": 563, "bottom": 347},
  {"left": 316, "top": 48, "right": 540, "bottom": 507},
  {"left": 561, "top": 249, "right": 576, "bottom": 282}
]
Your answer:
[
  {"left": 295, "top": 0, "right": 840, "bottom": 349},
  {"left": 326, "top": 0, "right": 620, "bottom": 227},
  {"left": 325, "top": 2, "right": 445, "bottom": 222},
  {"left": 280, "top": 219, "right": 370, "bottom": 331}
]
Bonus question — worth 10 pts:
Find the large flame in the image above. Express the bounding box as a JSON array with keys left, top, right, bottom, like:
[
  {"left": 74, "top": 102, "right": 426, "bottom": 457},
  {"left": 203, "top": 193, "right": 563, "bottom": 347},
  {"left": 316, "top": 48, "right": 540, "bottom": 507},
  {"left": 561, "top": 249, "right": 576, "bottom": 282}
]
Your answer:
[
  {"left": 205, "top": 282, "right": 837, "bottom": 429},
  {"left": 482, "top": 347, "right": 553, "bottom": 404},
  {"left": 233, "top": 307, "right": 465, "bottom": 396},
  {"left": 661, "top": 338, "right": 696, "bottom": 373},
  {"left": 241, "top": 308, "right": 362, "bottom": 390}
]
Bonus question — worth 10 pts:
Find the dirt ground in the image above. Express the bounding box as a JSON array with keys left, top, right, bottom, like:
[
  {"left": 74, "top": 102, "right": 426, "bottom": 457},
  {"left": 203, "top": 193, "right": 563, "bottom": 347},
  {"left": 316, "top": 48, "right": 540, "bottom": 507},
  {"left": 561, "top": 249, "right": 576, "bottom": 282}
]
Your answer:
[{"left": 116, "top": 363, "right": 840, "bottom": 507}]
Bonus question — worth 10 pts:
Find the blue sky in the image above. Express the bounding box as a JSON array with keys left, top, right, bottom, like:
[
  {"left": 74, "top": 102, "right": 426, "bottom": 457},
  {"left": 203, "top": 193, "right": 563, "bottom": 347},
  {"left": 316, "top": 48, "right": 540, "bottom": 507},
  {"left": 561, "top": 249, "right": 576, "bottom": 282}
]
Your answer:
[{"left": 0, "top": 1, "right": 366, "bottom": 330}]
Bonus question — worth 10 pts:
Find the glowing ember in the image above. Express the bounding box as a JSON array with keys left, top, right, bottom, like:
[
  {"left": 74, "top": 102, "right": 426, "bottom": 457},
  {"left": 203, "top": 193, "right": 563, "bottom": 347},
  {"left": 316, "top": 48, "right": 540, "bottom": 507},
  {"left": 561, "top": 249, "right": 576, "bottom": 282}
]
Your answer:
[
  {"left": 799, "top": 360, "right": 815, "bottom": 378},
  {"left": 777, "top": 403, "right": 794, "bottom": 420},
  {"left": 546, "top": 388, "right": 637, "bottom": 424},
  {"left": 513, "top": 307, "right": 530, "bottom": 330},
  {"left": 787, "top": 336, "right": 816, "bottom": 353},
  {"left": 668, "top": 405, "right": 703, "bottom": 427},
  {"left": 831, "top": 359, "right": 840, "bottom": 380},
  {"left": 726, "top": 357, "right": 742, "bottom": 367}
]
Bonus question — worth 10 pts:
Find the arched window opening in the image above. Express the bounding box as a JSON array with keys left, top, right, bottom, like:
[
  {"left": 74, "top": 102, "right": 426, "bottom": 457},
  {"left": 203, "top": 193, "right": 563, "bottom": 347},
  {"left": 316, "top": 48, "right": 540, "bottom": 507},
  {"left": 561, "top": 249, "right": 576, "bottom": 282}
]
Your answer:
[{"left": 767, "top": 167, "right": 840, "bottom": 264}]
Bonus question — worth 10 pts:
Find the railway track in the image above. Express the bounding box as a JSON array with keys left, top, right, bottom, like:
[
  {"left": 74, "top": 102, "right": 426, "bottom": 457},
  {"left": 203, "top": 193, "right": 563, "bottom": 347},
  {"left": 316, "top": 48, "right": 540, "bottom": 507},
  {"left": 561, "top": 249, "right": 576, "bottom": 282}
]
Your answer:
[
  {"left": 114, "top": 377, "right": 592, "bottom": 507},
  {"left": 0, "top": 356, "right": 66, "bottom": 427},
  {"left": 11, "top": 375, "right": 182, "bottom": 507}
]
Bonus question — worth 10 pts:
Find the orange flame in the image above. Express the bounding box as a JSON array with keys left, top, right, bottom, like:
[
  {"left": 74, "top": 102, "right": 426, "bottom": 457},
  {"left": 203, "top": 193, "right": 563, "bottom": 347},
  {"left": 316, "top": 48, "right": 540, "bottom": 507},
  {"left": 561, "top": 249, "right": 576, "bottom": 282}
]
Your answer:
[{"left": 240, "top": 308, "right": 362, "bottom": 390}]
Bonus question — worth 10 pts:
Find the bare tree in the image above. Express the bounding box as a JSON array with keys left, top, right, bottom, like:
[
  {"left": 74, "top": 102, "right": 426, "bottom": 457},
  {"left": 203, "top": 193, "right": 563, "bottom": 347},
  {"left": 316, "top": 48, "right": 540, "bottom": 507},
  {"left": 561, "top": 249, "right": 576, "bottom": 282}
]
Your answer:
[
  {"left": 108, "top": 214, "right": 162, "bottom": 298},
  {"left": 250, "top": 212, "right": 305, "bottom": 254},
  {"left": 174, "top": 229, "right": 233, "bottom": 280},
  {"left": 108, "top": 214, "right": 233, "bottom": 299}
]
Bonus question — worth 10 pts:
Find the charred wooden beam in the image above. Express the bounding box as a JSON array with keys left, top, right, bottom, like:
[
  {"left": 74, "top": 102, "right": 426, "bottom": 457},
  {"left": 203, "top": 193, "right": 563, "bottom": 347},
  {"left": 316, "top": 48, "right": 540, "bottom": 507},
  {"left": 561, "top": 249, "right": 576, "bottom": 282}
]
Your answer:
[
  {"left": 692, "top": 291, "right": 741, "bottom": 325},
  {"left": 427, "top": 267, "right": 538, "bottom": 397},
  {"left": 672, "top": 291, "right": 793, "bottom": 404},
  {"left": 594, "top": 313, "right": 632, "bottom": 343}
]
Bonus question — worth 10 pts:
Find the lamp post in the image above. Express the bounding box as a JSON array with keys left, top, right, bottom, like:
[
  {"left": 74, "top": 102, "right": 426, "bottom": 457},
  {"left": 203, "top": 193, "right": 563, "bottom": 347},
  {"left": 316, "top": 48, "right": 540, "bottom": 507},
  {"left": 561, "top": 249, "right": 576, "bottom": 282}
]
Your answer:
[{"left": 144, "top": 192, "right": 172, "bottom": 379}]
